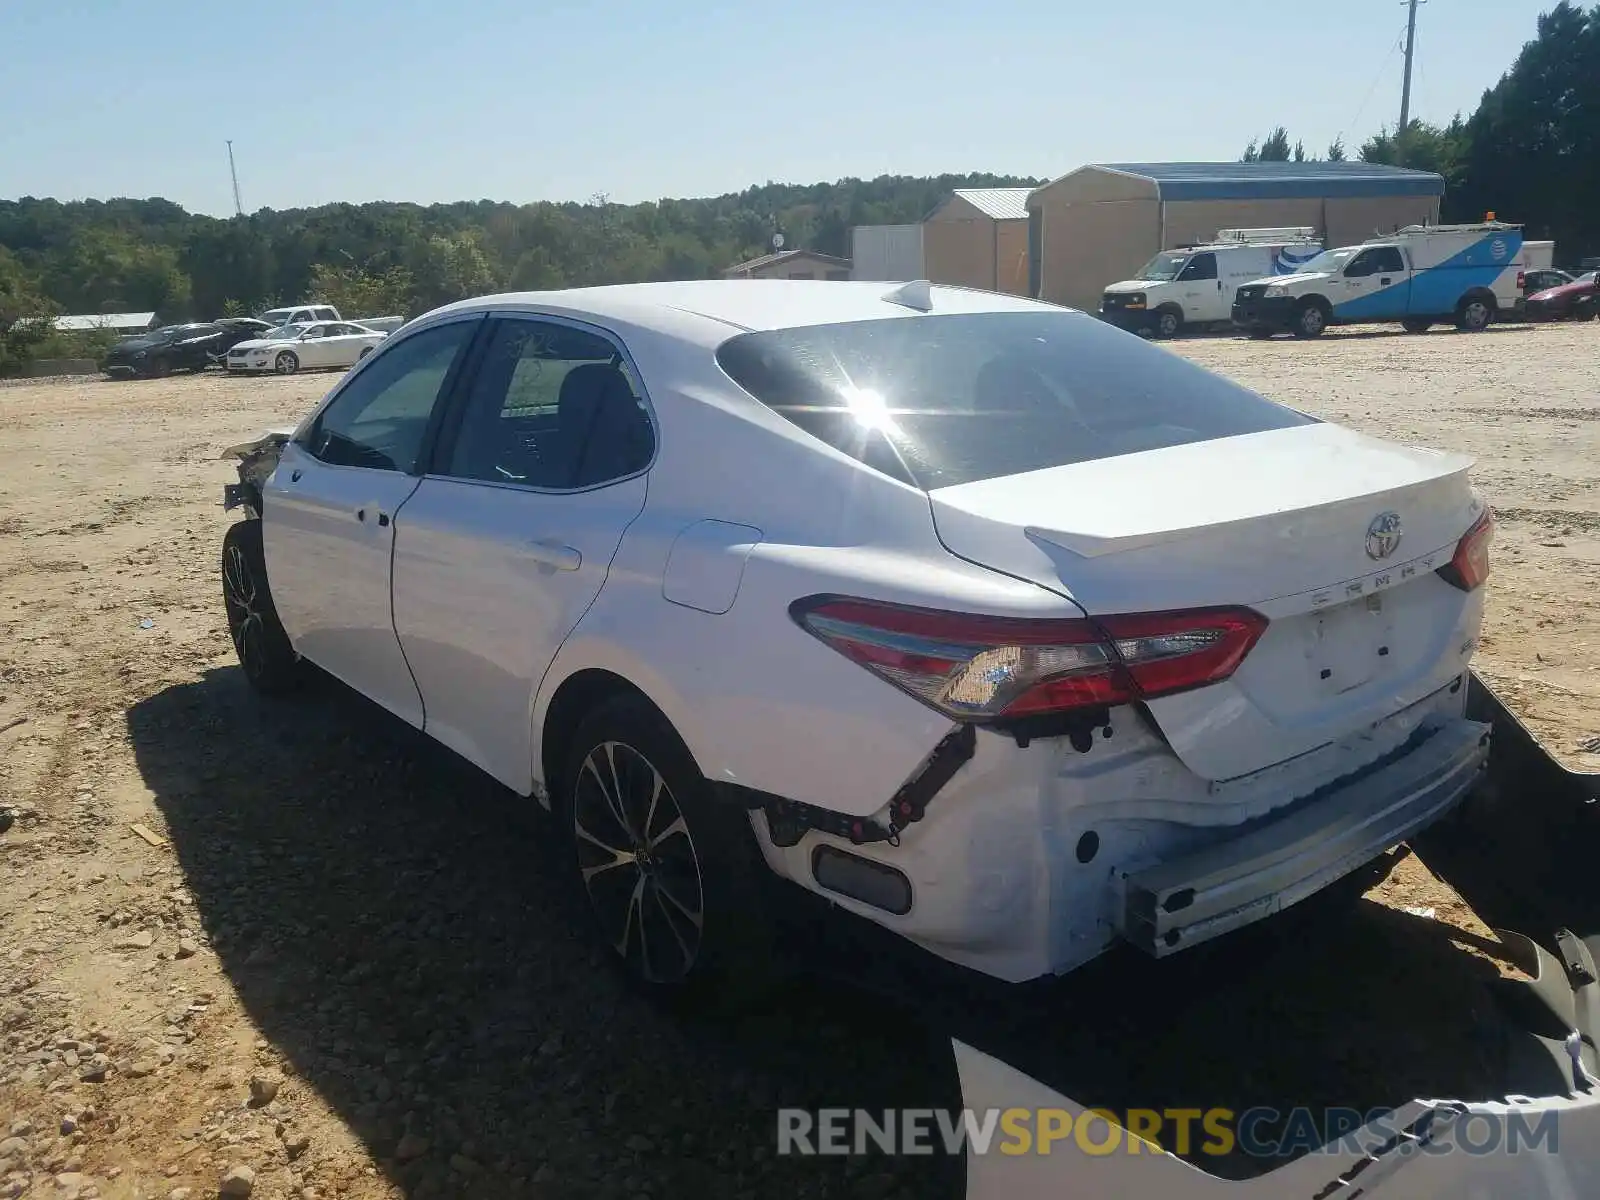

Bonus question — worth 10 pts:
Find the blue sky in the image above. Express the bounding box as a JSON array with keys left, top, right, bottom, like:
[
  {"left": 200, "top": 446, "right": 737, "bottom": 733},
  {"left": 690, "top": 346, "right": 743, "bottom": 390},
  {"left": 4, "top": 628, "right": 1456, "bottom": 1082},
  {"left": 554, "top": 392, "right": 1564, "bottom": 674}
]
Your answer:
[{"left": 0, "top": 0, "right": 1557, "bottom": 215}]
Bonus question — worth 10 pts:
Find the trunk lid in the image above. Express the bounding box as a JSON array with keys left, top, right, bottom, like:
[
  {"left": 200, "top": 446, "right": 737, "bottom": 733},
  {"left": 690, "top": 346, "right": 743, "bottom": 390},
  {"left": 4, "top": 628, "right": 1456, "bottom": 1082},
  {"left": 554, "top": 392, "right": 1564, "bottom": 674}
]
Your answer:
[{"left": 928, "top": 424, "right": 1485, "bottom": 780}]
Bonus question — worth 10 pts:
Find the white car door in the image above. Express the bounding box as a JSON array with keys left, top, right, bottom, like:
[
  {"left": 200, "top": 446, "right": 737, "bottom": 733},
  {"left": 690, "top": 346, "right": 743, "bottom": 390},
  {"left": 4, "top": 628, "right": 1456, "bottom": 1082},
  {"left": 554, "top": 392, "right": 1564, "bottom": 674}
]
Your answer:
[
  {"left": 1333, "top": 246, "right": 1410, "bottom": 322},
  {"left": 262, "top": 316, "right": 484, "bottom": 726},
  {"left": 313, "top": 324, "right": 361, "bottom": 368},
  {"left": 390, "top": 314, "right": 654, "bottom": 792},
  {"left": 296, "top": 324, "right": 338, "bottom": 368},
  {"left": 326, "top": 326, "right": 376, "bottom": 369}
]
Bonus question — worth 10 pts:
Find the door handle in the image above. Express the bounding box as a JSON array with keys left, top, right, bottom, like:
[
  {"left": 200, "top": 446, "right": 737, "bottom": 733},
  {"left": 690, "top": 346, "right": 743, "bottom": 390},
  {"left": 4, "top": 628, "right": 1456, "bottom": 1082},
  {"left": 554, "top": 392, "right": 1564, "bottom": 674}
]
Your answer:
[
  {"left": 1380, "top": 276, "right": 1392, "bottom": 285},
  {"left": 526, "top": 540, "right": 581, "bottom": 571}
]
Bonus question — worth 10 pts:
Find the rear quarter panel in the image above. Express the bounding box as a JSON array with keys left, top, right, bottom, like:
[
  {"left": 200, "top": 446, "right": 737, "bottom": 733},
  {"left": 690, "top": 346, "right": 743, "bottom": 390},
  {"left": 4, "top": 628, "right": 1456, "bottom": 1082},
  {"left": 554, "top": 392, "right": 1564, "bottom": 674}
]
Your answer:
[{"left": 529, "top": 331, "right": 1082, "bottom": 815}]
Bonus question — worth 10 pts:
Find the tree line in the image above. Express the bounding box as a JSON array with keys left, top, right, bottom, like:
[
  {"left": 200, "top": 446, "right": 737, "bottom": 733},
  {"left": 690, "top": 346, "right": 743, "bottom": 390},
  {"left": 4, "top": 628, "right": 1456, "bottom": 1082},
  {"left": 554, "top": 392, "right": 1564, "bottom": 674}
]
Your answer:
[
  {"left": 1236, "top": 1, "right": 1599, "bottom": 254},
  {"left": 4, "top": 2, "right": 1598, "bottom": 372},
  {"left": 0, "top": 173, "right": 1035, "bottom": 371}
]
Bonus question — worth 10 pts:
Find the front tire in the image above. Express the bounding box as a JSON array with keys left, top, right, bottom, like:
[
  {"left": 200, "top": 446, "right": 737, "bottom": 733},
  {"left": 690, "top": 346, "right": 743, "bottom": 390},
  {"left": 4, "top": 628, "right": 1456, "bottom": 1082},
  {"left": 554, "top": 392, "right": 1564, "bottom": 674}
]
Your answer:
[
  {"left": 1291, "top": 300, "right": 1329, "bottom": 339},
  {"left": 222, "top": 521, "right": 301, "bottom": 695},
  {"left": 274, "top": 351, "right": 300, "bottom": 375},
  {"left": 1152, "top": 307, "right": 1183, "bottom": 340},
  {"left": 559, "top": 696, "right": 774, "bottom": 1004},
  {"left": 1401, "top": 317, "right": 1434, "bottom": 334}
]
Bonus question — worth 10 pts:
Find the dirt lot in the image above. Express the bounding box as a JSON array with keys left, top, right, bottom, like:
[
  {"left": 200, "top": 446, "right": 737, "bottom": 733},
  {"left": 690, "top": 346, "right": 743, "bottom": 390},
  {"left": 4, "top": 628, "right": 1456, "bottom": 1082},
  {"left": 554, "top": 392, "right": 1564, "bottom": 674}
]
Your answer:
[{"left": 1, "top": 322, "right": 1598, "bottom": 1200}]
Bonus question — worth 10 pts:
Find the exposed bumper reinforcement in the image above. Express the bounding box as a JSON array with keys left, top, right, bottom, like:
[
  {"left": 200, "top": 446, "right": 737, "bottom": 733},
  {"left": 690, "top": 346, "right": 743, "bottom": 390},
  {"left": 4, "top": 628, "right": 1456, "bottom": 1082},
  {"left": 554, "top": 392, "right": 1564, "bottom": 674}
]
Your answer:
[{"left": 1122, "top": 717, "right": 1492, "bottom": 956}]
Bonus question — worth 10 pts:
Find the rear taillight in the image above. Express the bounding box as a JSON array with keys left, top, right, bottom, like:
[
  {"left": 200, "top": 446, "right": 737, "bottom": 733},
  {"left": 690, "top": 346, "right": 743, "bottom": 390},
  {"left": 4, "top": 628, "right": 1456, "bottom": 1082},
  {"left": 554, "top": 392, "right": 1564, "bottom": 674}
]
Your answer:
[
  {"left": 1438, "top": 509, "right": 1493, "bottom": 592},
  {"left": 790, "top": 597, "right": 1268, "bottom": 723}
]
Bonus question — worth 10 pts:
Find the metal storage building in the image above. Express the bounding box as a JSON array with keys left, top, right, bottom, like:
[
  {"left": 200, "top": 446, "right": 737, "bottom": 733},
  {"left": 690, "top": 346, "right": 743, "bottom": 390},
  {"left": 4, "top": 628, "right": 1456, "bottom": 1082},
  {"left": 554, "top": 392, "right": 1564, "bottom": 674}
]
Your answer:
[
  {"left": 850, "top": 224, "right": 925, "bottom": 282},
  {"left": 923, "top": 188, "right": 1033, "bottom": 295},
  {"left": 1026, "top": 162, "right": 1445, "bottom": 310}
]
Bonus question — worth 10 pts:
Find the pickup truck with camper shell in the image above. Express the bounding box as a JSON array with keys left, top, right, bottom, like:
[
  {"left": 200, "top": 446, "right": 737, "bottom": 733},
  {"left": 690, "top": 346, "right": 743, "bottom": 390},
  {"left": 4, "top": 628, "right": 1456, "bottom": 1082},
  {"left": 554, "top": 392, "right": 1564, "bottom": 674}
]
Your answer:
[{"left": 1231, "top": 221, "right": 1525, "bottom": 339}]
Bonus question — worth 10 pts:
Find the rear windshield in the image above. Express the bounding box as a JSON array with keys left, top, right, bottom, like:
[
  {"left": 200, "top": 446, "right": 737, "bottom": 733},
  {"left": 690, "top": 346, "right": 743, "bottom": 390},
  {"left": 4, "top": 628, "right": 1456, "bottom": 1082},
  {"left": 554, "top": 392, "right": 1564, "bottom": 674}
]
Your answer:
[{"left": 714, "top": 310, "right": 1316, "bottom": 490}]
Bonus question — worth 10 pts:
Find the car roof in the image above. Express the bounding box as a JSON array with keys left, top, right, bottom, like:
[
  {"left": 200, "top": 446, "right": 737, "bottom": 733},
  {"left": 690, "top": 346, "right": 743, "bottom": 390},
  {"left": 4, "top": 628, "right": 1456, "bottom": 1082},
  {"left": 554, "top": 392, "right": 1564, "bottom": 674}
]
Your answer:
[{"left": 427, "top": 280, "right": 1066, "bottom": 338}]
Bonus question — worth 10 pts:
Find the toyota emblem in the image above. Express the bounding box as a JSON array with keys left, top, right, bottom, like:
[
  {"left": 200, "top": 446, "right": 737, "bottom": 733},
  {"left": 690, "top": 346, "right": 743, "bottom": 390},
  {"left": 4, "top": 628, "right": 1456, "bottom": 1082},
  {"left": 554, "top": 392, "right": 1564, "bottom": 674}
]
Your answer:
[{"left": 1366, "top": 511, "right": 1403, "bottom": 560}]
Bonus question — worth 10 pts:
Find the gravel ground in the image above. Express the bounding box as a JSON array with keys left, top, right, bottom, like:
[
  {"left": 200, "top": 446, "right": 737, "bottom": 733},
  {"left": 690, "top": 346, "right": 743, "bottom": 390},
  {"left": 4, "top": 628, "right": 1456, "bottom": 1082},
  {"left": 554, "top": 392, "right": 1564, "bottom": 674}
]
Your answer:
[{"left": 1, "top": 322, "right": 1597, "bottom": 1200}]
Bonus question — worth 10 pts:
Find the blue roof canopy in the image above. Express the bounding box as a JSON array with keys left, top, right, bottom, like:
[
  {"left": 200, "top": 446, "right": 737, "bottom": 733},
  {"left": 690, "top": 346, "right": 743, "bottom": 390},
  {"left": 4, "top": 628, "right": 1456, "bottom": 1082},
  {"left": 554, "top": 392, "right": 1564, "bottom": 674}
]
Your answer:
[{"left": 1096, "top": 161, "right": 1445, "bottom": 201}]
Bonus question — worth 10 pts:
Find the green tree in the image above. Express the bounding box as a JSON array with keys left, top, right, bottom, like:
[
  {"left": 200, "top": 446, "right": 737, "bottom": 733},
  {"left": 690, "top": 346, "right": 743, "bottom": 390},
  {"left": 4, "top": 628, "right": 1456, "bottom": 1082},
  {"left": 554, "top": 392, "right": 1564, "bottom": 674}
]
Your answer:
[
  {"left": 306, "top": 262, "right": 416, "bottom": 316},
  {"left": 0, "top": 247, "right": 58, "bottom": 374},
  {"left": 1326, "top": 137, "right": 1347, "bottom": 162},
  {"left": 44, "top": 228, "right": 190, "bottom": 317},
  {"left": 1241, "top": 127, "right": 1294, "bottom": 162},
  {"left": 1360, "top": 117, "right": 1469, "bottom": 192},
  {"left": 1453, "top": 1, "right": 1600, "bottom": 252},
  {"left": 409, "top": 232, "right": 497, "bottom": 309}
]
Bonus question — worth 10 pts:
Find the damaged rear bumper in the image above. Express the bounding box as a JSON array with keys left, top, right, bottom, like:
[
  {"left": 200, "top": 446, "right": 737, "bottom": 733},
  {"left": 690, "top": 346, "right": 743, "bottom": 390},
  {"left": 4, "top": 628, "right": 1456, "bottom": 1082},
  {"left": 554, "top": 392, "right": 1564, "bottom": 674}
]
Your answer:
[{"left": 1121, "top": 717, "right": 1490, "bottom": 956}]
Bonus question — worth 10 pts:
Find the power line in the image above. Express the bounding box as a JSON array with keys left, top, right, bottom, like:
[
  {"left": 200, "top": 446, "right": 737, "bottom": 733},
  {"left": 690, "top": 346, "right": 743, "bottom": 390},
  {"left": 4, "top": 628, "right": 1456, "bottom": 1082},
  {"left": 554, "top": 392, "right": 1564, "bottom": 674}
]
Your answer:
[{"left": 1334, "top": 22, "right": 1409, "bottom": 154}]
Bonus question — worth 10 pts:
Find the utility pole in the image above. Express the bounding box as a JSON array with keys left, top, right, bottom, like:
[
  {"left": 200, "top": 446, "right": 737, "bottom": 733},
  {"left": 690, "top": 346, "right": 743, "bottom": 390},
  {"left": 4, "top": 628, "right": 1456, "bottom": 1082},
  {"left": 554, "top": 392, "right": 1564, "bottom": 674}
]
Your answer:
[
  {"left": 1396, "top": 0, "right": 1424, "bottom": 165},
  {"left": 228, "top": 141, "right": 243, "bottom": 219}
]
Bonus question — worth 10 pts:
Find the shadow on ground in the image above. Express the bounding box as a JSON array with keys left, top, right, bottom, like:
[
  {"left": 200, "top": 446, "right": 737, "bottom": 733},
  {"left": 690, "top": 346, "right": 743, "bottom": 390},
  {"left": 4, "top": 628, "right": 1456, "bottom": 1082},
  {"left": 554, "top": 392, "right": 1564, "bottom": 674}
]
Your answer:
[
  {"left": 128, "top": 667, "right": 1561, "bottom": 1196},
  {"left": 127, "top": 668, "right": 963, "bottom": 1200}
]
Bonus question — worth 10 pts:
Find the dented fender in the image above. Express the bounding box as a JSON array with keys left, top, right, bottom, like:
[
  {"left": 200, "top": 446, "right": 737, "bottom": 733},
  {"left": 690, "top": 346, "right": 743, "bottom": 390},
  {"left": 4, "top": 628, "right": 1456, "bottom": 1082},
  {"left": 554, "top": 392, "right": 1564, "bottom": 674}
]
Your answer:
[{"left": 221, "top": 428, "right": 295, "bottom": 517}]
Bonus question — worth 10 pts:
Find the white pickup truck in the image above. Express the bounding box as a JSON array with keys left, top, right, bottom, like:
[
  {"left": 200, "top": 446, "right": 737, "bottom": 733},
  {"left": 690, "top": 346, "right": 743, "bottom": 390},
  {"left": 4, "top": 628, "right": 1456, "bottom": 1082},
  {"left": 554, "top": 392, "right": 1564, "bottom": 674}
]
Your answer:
[
  {"left": 257, "top": 303, "right": 406, "bottom": 335},
  {"left": 1232, "top": 222, "right": 1525, "bottom": 338}
]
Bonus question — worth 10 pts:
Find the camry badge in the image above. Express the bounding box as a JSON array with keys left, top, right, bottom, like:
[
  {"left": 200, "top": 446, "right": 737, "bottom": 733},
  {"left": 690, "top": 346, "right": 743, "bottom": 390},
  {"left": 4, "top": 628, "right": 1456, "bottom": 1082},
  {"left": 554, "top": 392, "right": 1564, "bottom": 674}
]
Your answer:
[{"left": 1366, "top": 511, "right": 1403, "bottom": 560}]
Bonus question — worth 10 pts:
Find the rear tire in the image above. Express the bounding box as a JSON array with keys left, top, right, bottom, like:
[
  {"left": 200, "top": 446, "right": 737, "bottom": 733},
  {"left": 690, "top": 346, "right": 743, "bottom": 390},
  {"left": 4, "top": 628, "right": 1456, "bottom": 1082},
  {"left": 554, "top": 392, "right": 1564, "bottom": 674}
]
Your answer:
[
  {"left": 274, "top": 351, "right": 300, "bottom": 375},
  {"left": 1152, "top": 307, "right": 1183, "bottom": 340},
  {"left": 558, "top": 695, "right": 777, "bottom": 1008},
  {"left": 1455, "top": 295, "right": 1494, "bottom": 332},
  {"left": 221, "top": 520, "right": 302, "bottom": 695},
  {"left": 1291, "top": 300, "right": 1329, "bottom": 339},
  {"left": 1401, "top": 317, "right": 1434, "bottom": 334}
]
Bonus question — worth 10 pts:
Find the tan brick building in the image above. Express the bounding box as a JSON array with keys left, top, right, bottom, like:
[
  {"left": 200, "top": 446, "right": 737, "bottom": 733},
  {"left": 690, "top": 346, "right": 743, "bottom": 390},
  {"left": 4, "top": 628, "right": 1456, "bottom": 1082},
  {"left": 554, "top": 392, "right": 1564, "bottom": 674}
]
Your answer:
[{"left": 1026, "top": 162, "right": 1445, "bottom": 311}]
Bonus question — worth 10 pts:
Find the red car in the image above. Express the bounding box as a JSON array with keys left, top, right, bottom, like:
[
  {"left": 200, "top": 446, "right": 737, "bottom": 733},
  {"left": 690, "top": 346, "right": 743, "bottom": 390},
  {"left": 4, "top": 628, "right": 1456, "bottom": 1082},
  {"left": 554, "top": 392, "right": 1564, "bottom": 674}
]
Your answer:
[{"left": 1524, "top": 271, "right": 1598, "bottom": 322}]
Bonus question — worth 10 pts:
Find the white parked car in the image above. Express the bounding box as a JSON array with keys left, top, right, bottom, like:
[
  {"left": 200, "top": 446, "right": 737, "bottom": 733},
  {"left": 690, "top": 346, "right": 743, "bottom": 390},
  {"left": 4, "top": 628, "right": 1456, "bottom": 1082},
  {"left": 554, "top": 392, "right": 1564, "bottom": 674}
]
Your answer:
[
  {"left": 225, "top": 321, "right": 388, "bottom": 375},
  {"left": 219, "top": 280, "right": 1494, "bottom": 995}
]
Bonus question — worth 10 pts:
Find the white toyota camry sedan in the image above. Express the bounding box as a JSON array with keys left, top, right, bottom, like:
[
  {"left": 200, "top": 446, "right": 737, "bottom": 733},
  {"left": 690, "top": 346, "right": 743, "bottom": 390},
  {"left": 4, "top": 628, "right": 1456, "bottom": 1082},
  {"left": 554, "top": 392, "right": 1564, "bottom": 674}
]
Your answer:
[{"left": 219, "top": 279, "right": 1494, "bottom": 995}]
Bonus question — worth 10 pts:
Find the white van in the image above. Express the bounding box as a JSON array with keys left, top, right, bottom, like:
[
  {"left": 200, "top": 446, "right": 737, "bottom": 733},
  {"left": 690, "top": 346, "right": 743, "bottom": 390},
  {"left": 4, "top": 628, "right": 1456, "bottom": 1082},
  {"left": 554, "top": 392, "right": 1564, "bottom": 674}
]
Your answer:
[{"left": 1099, "top": 228, "right": 1323, "bottom": 338}]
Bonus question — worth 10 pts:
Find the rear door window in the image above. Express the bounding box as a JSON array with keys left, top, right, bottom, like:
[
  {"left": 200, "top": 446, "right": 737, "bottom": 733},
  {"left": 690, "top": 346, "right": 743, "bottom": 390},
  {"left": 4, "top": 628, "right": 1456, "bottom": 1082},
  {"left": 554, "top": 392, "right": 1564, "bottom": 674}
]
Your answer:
[
  {"left": 437, "top": 318, "right": 654, "bottom": 489},
  {"left": 715, "top": 310, "right": 1315, "bottom": 490}
]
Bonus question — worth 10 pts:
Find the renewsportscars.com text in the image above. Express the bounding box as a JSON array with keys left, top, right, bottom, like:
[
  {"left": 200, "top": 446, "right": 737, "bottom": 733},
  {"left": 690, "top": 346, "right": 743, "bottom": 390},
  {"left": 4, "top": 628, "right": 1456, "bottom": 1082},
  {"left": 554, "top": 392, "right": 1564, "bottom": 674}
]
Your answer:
[{"left": 776, "top": 1106, "right": 1560, "bottom": 1159}]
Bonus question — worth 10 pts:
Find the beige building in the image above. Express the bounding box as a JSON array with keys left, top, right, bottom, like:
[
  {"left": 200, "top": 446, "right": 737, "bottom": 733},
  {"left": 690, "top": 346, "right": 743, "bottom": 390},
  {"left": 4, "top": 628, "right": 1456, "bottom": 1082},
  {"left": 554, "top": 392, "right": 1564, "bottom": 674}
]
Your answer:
[
  {"left": 722, "top": 250, "right": 852, "bottom": 281},
  {"left": 1026, "top": 162, "right": 1446, "bottom": 310},
  {"left": 922, "top": 188, "right": 1033, "bottom": 295}
]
